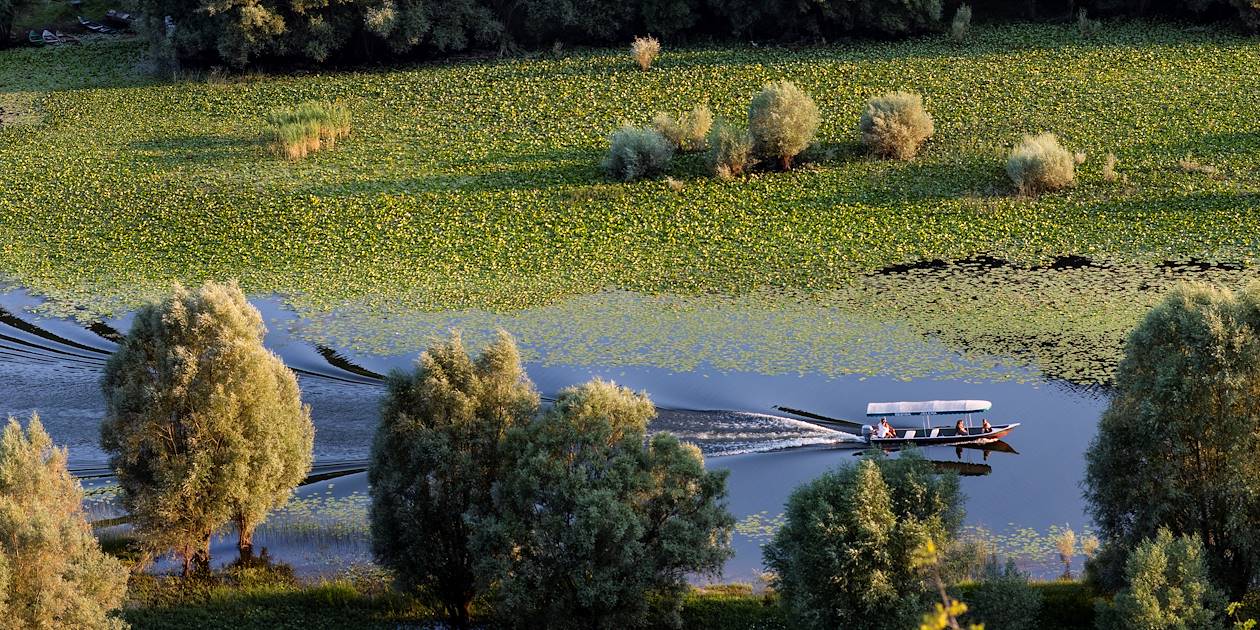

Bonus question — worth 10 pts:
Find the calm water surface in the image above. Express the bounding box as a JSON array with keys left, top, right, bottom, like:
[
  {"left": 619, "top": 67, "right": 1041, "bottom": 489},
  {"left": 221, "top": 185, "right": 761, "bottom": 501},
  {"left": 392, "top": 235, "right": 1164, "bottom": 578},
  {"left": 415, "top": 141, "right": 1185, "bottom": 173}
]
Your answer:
[{"left": 1, "top": 288, "right": 1104, "bottom": 579}]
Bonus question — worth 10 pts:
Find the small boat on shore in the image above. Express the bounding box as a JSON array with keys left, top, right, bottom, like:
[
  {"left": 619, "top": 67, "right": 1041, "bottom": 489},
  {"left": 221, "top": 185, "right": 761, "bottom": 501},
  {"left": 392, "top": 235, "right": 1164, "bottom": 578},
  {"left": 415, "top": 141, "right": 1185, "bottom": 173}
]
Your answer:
[
  {"left": 775, "top": 399, "right": 1020, "bottom": 447},
  {"left": 104, "top": 9, "right": 134, "bottom": 27},
  {"left": 42, "top": 30, "right": 60, "bottom": 45},
  {"left": 27, "top": 30, "right": 43, "bottom": 46},
  {"left": 79, "top": 16, "right": 108, "bottom": 32}
]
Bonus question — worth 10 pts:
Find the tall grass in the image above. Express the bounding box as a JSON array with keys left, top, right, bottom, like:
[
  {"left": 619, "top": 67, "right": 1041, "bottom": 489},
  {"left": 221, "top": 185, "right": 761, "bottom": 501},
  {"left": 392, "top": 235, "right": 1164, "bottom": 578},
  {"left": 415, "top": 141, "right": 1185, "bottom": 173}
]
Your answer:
[{"left": 266, "top": 101, "right": 352, "bottom": 160}]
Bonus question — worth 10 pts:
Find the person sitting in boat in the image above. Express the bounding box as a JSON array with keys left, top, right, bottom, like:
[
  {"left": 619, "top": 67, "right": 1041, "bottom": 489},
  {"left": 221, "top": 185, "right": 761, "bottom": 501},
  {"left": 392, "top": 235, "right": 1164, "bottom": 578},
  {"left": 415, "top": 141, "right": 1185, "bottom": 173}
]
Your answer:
[
  {"left": 981, "top": 418, "right": 993, "bottom": 433},
  {"left": 879, "top": 418, "right": 896, "bottom": 439},
  {"left": 872, "top": 419, "right": 890, "bottom": 439},
  {"left": 955, "top": 418, "right": 968, "bottom": 435}
]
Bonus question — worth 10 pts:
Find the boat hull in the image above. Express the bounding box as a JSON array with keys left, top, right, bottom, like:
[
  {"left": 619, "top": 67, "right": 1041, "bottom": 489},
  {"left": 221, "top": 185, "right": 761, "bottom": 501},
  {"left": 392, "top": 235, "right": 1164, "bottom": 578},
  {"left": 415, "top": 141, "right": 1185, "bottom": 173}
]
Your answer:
[{"left": 869, "top": 423, "right": 1019, "bottom": 447}]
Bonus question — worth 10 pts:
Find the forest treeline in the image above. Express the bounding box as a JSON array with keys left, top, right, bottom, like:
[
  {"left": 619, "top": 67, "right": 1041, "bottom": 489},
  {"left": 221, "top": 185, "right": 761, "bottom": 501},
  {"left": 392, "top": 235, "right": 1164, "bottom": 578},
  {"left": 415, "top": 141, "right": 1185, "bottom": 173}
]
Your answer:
[{"left": 138, "top": 0, "right": 1260, "bottom": 67}]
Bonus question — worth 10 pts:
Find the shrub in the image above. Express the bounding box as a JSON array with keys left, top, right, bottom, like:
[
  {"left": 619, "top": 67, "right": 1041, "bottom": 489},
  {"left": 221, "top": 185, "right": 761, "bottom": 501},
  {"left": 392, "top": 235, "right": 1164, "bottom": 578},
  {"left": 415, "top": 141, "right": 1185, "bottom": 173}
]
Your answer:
[
  {"left": 266, "top": 101, "right": 351, "bottom": 160},
  {"left": 763, "top": 449, "right": 962, "bottom": 630},
  {"left": 1102, "top": 153, "right": 1119, "bottom": 182},
  {"left": 472, "top": 379, "right": 734, "bottom": 629},
  {"left": 1007, "top": 132, "right": 1075, "bottom": 193},
  {"left": 653, "top": 104, "right": 712, "bottom": 152},
  {"left": 1098, "top": 530, "right": 1225, "bottom": 630},
  {"left": 962, "top": 558, "right": 1043, "bottom": 630},
  {"left": 0, "top": 414, "right": 130, "bottom": 630},
  {"left": 859, "top": 91, "right": 935, "bottom": 160},
  {"left": 706, "top": 120, "right": 754, "bottom": 179},
  {"left": 368, "top": 332, "right": 539, "bottom": 628},
  {"left": 631, "top": 35, "right": 661, "bottom": 70},
  {"left": 101, "top": 281, "right": 314, "bottom": 575},
  {"left": 951, "top": 4, "right": 971, "bottom": 41},
  {"left": 1077, "top": 9, "right": 1100, "bottom": 37},
  {"left": 1053, "top": 526, "right": 1077, "bottom": 579},
  {"left": 602, "top": 125, "right": 674, "bottom": 181},
  {"left": 748, "top": 80, "right": 820, "bottom": 170},
  {"left": 1084, "top": 283, "right": 1260, "bottom": 598}
]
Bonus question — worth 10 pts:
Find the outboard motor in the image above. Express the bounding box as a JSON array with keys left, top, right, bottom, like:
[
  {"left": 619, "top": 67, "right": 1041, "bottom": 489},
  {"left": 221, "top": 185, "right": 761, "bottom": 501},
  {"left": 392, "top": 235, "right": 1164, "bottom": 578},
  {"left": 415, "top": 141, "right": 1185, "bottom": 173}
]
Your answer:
[{"left": 861, "top": 425, "right": 874, "bottom": 441}]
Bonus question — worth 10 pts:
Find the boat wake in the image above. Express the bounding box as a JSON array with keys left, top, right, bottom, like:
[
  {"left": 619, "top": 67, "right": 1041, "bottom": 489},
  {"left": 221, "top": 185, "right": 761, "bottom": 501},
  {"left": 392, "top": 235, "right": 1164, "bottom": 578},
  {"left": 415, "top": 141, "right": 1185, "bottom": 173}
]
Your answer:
[{"left": 654, "top": 409, "right": 861, "bottom": 457}]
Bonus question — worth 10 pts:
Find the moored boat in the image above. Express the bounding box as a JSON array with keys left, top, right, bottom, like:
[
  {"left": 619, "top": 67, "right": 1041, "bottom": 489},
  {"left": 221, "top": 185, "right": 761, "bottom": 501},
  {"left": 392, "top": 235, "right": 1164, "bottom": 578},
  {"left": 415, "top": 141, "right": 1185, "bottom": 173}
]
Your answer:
[
  {"left": 28, "top": 30, "right": 44, "bottom": 46},
  {"left": 42, "top": 30, "right": 60, "bottom": 45}
]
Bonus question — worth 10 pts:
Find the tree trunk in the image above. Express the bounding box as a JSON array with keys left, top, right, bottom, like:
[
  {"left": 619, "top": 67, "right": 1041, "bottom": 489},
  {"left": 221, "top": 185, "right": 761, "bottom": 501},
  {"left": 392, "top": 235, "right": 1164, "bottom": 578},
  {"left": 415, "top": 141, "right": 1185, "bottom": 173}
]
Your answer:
[
  {"left": 780, "top": 155, "right": 792, "bottom": 171},
  {"left": 191, "top": 534, "right": 212, "bottom": 576},
  {"left": 236, "top": 514, "right": 254, "bottom": 563}
]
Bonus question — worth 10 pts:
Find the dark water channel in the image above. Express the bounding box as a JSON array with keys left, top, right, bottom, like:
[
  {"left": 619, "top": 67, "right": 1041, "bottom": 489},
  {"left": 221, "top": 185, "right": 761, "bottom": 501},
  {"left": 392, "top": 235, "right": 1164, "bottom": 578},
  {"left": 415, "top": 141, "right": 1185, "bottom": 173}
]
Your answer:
[{"left": 0, "top": 287, "right": 1105, "bottom": 580}]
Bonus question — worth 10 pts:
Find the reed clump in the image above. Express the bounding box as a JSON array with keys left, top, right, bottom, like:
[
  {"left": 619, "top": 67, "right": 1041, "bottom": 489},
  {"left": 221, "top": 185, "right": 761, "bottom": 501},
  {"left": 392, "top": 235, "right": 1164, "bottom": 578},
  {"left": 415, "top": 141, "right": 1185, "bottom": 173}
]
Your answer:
[{"left": 267, "top": 101, "right": 352, "bottom": 160}]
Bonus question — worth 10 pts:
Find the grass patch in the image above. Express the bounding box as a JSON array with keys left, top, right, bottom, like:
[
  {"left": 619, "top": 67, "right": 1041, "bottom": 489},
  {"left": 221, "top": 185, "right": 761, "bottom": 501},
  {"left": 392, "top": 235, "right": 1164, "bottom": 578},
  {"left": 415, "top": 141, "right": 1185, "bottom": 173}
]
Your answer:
[
  {"left": 266, "top": 101, "right": 351, "bottom": 160},
  {"left": 122, "top": 563, "right": 433, "bottom": 629}
]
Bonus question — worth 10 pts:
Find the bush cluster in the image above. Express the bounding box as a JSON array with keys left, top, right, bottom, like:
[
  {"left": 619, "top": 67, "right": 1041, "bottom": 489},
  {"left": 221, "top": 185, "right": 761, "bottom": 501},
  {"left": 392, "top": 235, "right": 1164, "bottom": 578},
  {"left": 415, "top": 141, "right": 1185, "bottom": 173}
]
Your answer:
[
  {"left": 707, "top": 120, "right": 755, "bottom": 179},
  {"left": 859, "top": 91, "right": 935, "bottom": 160},
  {"left": 653, "top": 104, "right": 712, "bottom": 152},
  {"left": 370, "top": 333, "right": 734, "bottom": 629},
  {"left": 748, "top": 80, "right": 820, "bottom": 170},
  {"left": 1007, "top": 132, "right": 1076, "bottom": 193},
  {"left": 602, "top": 125, "right": 675, "bottom": 181}
]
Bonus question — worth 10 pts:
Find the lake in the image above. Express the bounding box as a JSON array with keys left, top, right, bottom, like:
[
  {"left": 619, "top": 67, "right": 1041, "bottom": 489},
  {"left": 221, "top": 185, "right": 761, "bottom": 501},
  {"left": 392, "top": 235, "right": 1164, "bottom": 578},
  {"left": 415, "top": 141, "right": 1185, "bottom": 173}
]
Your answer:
[{"left": 1, "top": 286, "right": 1105, "bottom": 580}]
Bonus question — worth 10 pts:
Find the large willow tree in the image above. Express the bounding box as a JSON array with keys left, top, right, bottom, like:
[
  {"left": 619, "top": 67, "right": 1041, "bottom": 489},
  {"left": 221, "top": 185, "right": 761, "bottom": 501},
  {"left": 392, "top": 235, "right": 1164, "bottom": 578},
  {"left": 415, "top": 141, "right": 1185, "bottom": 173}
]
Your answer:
[
  {"left": 0, "top": 414, "right": 129, "bottom": 630},
  {"left": 369, "top": 332, "right": 539, "bottom": 628},
  {"left": 101, "top": 281, "right": 313, "bottom": 574},
  {"left": 472, "top": 379, "right": 734, "bottom": 629},
  {"left": 1084, "top": 282, "right": 1260, "bottom": 598}
]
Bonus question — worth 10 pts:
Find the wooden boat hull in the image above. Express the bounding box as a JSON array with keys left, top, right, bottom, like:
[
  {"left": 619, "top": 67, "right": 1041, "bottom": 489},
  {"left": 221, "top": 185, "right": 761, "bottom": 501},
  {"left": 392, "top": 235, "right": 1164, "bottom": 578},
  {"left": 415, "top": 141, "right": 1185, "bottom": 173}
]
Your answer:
[{"left": 870, "top": 423, "right": 1019, "bottom": 447}]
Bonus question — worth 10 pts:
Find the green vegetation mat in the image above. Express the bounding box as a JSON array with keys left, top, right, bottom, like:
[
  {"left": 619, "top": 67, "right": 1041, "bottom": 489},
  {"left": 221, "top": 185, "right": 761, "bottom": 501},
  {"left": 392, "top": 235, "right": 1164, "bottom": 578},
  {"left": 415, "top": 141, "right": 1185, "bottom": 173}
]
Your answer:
[{"left": 2, "top": 22, "right": 1259, "bottom": 381}]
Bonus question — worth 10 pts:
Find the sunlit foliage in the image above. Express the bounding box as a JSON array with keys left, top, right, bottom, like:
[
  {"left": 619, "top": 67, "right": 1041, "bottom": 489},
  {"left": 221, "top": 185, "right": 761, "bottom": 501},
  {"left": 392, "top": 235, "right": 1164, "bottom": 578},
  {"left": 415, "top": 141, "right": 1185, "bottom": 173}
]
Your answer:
[
  {"left": 1097, "top": 530, "right": 1225, "bottom": 630},
  {"left": 472, "top": 379, "right": 734, "bottom": 629},
  {"left": 747, "top": 80, "right": 819, "bottom": 170},
  {"left": 1007, "top": 132, "right": 1075, "bottom": 194},
  {"left": 631, "top": 36, "right": 661, "bottom": 70},
  {"left": 763, "top": 450, "right": 962, "bottom": 630},
  {"left": 266, "top": 101, "right": 351, "bottom": 160},
  {"left": 1084, "top": 283, "right": 1260, "bottom": 598},
  {"left": 859, "top": 91, "right": 935, "bottom": 160},
  {"left": 706, "top": 119, "right": 754, "bottom": 179},
  {"left": 0, "top": 415, "right": 129, "bottom": 630},
  {"left": 100, "top": 281, "right": 314, "bottom": 574},
  {"left": 653, "top": 103, "right": 712, "bottom": 152}
]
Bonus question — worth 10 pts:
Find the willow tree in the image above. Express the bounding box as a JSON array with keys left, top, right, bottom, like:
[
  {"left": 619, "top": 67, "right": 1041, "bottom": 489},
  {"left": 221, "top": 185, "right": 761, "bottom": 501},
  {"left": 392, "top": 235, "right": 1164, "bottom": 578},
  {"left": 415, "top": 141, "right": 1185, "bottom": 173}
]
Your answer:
[
  {"left": 472, "top": 379, "right": 734, "bottom": 629},
  {"left": 100, "top": 281, "right": 313, "bottom": 573},
  {"left": 1084, "top": 282, "right": 1260, "bottom": 598},
  {"left": 369, "top": 332, "right": 539, "bottom": 628},
  {"left": 0, "top": 414, "right": 129, "bottom": 629},
  {"left": 763, "top": 450, "right": 962, "bottom": 630}
]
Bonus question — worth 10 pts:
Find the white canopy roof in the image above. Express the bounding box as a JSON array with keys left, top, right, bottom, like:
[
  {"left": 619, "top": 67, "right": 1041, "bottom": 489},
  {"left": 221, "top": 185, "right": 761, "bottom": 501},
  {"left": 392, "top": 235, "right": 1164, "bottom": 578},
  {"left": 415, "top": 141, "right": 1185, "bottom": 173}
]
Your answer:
[{"left": 866, "top": 400, "right": 992, "bottom": 417}]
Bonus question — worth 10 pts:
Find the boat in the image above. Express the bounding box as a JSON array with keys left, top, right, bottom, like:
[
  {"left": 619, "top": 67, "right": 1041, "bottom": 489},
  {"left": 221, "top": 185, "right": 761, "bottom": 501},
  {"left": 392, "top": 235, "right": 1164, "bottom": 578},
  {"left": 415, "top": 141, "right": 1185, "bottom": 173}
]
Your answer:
[
  {"left": 56, "top": 31, "right": 81, "bottom": 44},
  {"left": 104, "top": 9, "right": 134, "bottom": 27},
  {"left": 775, "top": 399, "right": 1019, "bottom": 447},
  {"left": 42, "top": 30, "right": 60, "bottom": 45},
  {"left": 27, "top": 30, "right": 44, "bottom": 46},
  {"left": 78, "top": 16, "right": 114, "bottom": 33}
]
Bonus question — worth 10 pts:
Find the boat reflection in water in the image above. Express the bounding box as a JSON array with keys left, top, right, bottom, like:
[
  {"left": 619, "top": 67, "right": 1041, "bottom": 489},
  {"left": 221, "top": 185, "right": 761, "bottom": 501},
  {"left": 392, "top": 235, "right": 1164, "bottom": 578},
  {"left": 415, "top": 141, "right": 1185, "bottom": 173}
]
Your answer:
[{"left": 850, "top": 439, "right": 1019, "bottom": 477}]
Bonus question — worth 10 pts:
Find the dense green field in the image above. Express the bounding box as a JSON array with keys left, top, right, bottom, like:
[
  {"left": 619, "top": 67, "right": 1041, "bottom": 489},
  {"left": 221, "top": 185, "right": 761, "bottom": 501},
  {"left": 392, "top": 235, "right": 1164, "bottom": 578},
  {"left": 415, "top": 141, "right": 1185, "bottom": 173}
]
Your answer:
[{"left": 1, "top": 22, "right": 1259, "bottom": 380}]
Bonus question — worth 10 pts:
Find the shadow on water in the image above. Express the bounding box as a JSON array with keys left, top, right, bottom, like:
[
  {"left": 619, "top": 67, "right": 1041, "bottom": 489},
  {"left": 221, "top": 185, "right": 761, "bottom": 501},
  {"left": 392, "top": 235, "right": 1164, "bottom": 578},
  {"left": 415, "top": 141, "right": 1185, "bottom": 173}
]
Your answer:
[{"left": 1, "top": 285, "right": 1108, "bottom": 581}]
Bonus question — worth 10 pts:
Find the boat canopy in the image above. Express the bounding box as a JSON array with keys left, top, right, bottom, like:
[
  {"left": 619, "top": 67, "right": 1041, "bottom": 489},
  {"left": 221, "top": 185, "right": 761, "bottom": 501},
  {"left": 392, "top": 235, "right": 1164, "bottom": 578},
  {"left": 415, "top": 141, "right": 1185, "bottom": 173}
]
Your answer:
[{"left": 866, "top": 400, "right": 992, "bottom": 417}]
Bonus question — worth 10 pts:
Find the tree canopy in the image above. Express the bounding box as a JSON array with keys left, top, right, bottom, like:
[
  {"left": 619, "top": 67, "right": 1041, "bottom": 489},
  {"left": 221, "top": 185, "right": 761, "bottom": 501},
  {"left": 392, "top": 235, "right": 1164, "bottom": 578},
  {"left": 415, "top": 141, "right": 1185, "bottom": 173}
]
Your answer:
[
  {"left": 1084, "top": 282, "right": 1260, "bottom": 598},
  {"left": 763, "top": 449, "right": 962, "bottom": 630},
  {"left": 0, "top": 414, "right": 129, "bottom": 630},
  {"left": 471, "top": 379, "right": 733, "bottom": 629},
  {"left": 368, "top": 331, "right": 539, "bottom": 628},
  {"left": 100, "top": 281, "right": 313, "bottom": 574}
]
